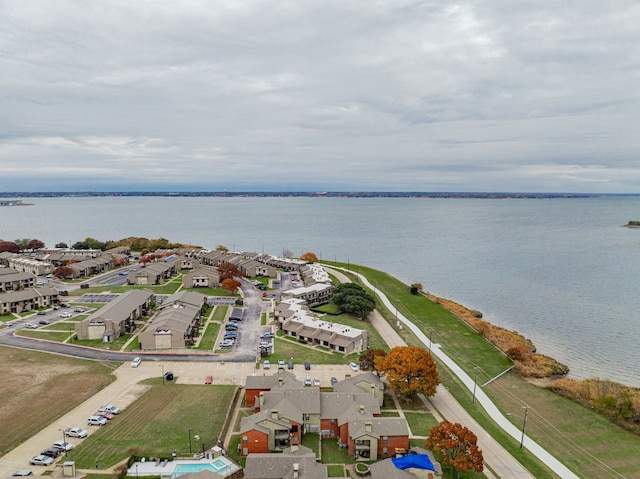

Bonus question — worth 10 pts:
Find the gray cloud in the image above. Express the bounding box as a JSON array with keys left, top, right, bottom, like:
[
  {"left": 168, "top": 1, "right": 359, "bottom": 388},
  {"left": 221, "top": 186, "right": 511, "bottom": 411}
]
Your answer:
[{"left": 1, "top": 0, "right": 639, "bottom": 192}]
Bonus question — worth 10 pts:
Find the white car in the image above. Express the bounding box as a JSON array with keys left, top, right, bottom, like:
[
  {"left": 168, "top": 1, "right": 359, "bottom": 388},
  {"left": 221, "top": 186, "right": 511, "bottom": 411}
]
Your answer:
[
  {"left": 64, "top": 427, "right": 88, "bottom": 438},
  {"left": 313, "top": 377, "right": 321, "bottom": 387},
  {"left": 59, "top": 312, "right": 72, "bottom": 318},
  {"left": 263, "top": 360, "right": 270, "bottom": 370},
  {"left": 98, "top": 404, "right": 121, "bottom": 414},
  {"left": 25, "top": 322, "right": 39, "bottom": 329},
  {"left": 87, "top": 415, "right": 108, "bottom": 426},
  {"left": 131, "top": 357, "right": 142, "bottom": 368},
  {"left": 52, "top": 440, "right": 73, "bottom": 452},
  {"left": 304, "top": 376, "right": 312, "bottom": 386},
  {"left": 349, "top": 362, "right": 359, "bottom": 372},
  {"left": 29, "top": 455, "right": 54, "bottom": 466},
  {"left": 278, "top": 359, "right": 285, "bottom": 369}
]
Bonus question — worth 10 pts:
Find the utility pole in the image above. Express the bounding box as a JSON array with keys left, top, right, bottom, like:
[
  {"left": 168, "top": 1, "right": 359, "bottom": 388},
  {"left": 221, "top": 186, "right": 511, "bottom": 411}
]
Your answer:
[
  {"left": 395, "top": 300, "right": 399, "bottom": 327},
  {"left": 472, "top": 367, "right": 480, "bottom": 403},
  {"left": 520, "top": 405, "right": 529, "bottom": 448}
]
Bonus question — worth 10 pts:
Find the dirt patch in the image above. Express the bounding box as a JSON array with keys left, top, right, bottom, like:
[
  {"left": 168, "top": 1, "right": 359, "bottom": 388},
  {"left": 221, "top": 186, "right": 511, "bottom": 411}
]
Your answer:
[{"left": 0, "top": 345, "right": 117, "bottom": 456}]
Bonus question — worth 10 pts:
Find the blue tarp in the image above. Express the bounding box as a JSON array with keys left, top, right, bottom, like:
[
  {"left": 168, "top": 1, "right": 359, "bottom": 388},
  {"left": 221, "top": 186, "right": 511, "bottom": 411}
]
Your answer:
[{"left": 391, "top": 454, "right": 435, "bottom": 471}]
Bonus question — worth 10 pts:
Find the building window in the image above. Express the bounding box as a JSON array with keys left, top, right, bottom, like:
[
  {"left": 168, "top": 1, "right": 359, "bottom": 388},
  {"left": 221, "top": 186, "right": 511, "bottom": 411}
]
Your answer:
[
  {"left": 383, "top": 436, "right": 388, "bottom": 442},
  {"left": 382, "top": 447, "right": 388, "bottom": 454},
  {"left": 242, "top": 436, "right": 248, "bottom": 443}
]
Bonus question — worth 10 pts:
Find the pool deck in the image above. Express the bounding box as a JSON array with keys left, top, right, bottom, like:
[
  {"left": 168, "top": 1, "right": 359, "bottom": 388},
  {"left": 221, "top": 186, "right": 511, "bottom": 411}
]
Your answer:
[{"left": 127, "top": 457, "right": 239, "bottom": 478}]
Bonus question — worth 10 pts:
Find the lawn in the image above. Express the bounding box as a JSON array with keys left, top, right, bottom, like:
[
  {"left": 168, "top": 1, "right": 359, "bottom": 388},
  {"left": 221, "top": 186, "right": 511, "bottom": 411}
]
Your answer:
[
  {"left": 326, "top": 464, "right": 346, "bottom": 476},
  {"left": 197, "top": 321, "right": 221, "bottom": 350},
  {"left": 211, "top": 305, "right": 228, "bottom": 322},
  {"left": 0, "top": 346, "right": 118, "bottom": 456},
  {"left": 264, "top": 337, "right": 356, "bottom": 366},
  {"left": 17, "top": 329, "right": 73, "bottom": 341},
  {"left": 321, "top": 437, "right": 354, "bottom": 465},
  {"left": 70, "top": 380, "right": 237, "bottom": 468},
  {"left": 404, "top": 412, "right": 440, "bottom": 437}
]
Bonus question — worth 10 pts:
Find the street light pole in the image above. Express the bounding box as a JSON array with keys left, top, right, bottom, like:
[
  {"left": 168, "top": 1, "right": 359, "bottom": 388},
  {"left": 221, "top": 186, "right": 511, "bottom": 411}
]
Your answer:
[
  {"left": 161, "top": 364, "right": 165, "bottom": 385},
  {"left": 188, "top": 428, "right": 192, "bottom": 454},
  {"left": 472, "top": 367, "right": 480, "bottom": 403}
]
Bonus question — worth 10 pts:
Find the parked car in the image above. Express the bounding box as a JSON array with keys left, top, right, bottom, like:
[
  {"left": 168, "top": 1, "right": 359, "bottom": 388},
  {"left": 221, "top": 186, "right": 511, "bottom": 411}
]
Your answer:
[
  {"left": 304, "top": 376, "right": 312, "bottom": 386},
  {"left": 39, "top": 319, "right": 51, "bottom": 325},
  {"left": 36, "top": 311, "right": 47, "bottom": 316},
  {"left": 263, "top": 360, "right": 270, "bottom": 370},
  {"left": 219, "top": 339, "right": 235, "bottom": 348},
  {"left": 260, "top": 332, "right": 274, "bottom": 339},
  {"left": 131, "top": 357, "right": 141, "bottom": 368},
  {"left": 40, "top": 448, "right": 61, "bottom": 459},
  {"left": 10, "top": 470, "right": 33, "bottom": 476},
  {"left": 58, "top": 312, "right": 72, "bottom": 318},
  {"left": 25, "top": 322, "right": 39, "bottom": 329},
  {"left": 278, "top": 359, "right": 285, "bottom": 369},
  {"left": 52, "top": 440, "right": 73, "bottom": 452},
  {"left": 304, "top": 362, "right": 311, "bottom": 370},
  {"left": 87, "top": 415, "right": 108, "bottom": 426},
  {"left": 259, "top": 341, "right": 271, "bottom": 349},
  {"left": 224, "top": 332, "right": 237, "bottom": 339},
  {"left": 331, "top": 376, "right": 338, "bottom": 386},
  {"left": 98, "top": 404, "right": 121, "bottom": 414},
  {"left": 205, "top": 375, "right": 213, "bottom": 384},
  {"left": 29, "top": 455, "right": 54, "bottom": 466},
  {"left": 287, "top": 360, "right": 294, "bottom": 370},
  {"left": 73, "top": 308, "right": 84, "bottom": 313},
  {"left": 96, "top": 411, "right": 115, "bottom": 420},
  {"left": 224, "top": 324, "right": 238, "bottom": 331},
  {"left": 64, "top": 427, "right": 88, "bottom": 438},
  {"left": 164, "top": 371, "right": 174, "bottom": 381},
  {"left": 313, "top": 377, "right": 321, "bottom": 387},
  {"left": 349, "top": 362, "right": 359, "bottom": 372}
]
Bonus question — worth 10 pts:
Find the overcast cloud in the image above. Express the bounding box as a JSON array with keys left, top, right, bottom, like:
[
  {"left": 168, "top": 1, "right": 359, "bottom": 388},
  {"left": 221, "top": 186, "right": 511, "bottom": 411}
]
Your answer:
[{"left": 1, "top": 0, "right": 639, "bottom": 192}]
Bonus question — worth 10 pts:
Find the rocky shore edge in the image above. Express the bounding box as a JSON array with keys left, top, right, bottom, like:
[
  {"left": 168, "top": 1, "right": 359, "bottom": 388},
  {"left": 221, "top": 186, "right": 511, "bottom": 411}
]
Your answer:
[{"left": 427, "top": 292, "right": 640, "bottom": 434}]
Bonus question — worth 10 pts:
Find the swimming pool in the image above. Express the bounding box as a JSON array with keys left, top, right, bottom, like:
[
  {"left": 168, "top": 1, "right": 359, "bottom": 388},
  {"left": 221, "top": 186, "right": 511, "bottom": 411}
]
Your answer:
[{"left": 173, "top": 459, "right": 234, "bottom": 477}]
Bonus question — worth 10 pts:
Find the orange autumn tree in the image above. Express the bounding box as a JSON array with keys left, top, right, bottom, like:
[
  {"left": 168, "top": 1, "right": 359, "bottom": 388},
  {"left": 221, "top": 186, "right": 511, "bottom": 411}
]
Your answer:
[
  {"left": 374, "top": 346, "right": 439, "bottom": 398},
  {"left": 426, "top": 421, "right": 484, "bottom": 478},
  {"left": 300, "top": 252, "right": 319, "bottom": 262},
  {"left": 221, "top": 278, "right": 241, "bottom": 292}
]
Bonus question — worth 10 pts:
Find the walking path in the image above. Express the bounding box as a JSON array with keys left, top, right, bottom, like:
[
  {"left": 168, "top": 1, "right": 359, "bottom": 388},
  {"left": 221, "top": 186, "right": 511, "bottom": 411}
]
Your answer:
[{"left": 329, "top": 267, "right": 580, "bottom": 479}]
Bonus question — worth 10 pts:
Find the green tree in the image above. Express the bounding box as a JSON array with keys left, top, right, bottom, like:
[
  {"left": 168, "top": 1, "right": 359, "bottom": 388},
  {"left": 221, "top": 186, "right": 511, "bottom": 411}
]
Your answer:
[{"left": 332, "top": 283, "right": 375, "bottom": 319}]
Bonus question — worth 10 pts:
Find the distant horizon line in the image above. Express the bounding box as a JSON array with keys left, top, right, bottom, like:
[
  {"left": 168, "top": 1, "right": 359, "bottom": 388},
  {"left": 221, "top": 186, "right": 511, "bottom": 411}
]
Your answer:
[{"left": 1, "top": 191, "right": 640, "bottom": 199}]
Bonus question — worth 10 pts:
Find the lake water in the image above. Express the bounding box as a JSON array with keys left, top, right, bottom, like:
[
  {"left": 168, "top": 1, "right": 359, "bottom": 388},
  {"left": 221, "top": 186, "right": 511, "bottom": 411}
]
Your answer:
[{"left": 1, "top": 196, "right": 639, "bottom": 387}]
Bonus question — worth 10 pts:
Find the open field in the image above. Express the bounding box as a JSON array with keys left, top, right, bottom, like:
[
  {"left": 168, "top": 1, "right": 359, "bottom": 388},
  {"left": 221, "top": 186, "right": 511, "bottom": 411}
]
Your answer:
[
  {"left": 0, "top": 346, "right": 118, "bottom": 456},
  {"left": 69, "top": 380, "right": 237, "bottom": 468}
]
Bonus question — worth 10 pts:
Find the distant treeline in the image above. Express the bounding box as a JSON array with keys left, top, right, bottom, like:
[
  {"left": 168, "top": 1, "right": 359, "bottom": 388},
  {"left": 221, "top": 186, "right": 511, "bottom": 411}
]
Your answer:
[{"left": 2, "top": 191, "right": 638, "bottom": 199}]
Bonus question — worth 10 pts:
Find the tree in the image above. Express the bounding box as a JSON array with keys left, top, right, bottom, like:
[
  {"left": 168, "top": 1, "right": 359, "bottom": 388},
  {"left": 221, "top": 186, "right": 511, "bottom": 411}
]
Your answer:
[
  {"left": 55, "top": 242, "right": 68, "bottom": 249},
  {"left": 410, "top": 283, "right": 423, "bottom": 295},
  {"left": 53, "top": 266, "right": 74, "bottom": 279},
  {"left": 14, "top": 238, "right": 30, "bottom": 251},
  {"left": 300, "top": 252, "right": 319, "bottom": 262},
  {"left": 425, "top": 421, "right": 484, "bottom": 478},
  {"left": 0, "top": 241, "right": 20, "bottom": 253},
  {"left": 359, "top": 349, "right": 387, "bottom": 376},
  {"left": 215, "top": 244, "right": 229, "bottom": 252},
  {"left": 332, "top": 283, "right": 375, "bottom": 319},
  {"left": 282, "top": 247, "right": 293, "bottom": 258},
  {"left": 27, "top": 239, "right": 45, "bottom": 251},
  {"left": 221, "top": 278, "right": 241, "bottom": 292},
  {"left": 218, "top": 262, "right": 244, "bottom": 281},
  {"left": 375, "top": 346, "right": 440, "bottom": 398}
]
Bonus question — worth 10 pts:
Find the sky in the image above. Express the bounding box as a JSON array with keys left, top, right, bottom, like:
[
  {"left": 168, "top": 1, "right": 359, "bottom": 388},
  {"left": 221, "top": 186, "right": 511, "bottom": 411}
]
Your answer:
[{"left": 1, "top": 0, "right": 639, "bottom": 193}]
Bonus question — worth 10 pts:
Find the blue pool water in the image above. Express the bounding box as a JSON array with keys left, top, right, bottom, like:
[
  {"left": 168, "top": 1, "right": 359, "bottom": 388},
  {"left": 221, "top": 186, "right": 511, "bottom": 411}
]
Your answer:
[{"left": 173, "top": 459, "right": 231, "bottom": 477}]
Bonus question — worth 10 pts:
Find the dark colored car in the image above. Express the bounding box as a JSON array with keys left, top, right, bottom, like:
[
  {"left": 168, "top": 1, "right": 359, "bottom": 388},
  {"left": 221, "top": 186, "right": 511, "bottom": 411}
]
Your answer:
[
  {"left": 331, "top": 377, "right": 338, "bottom": 386},
  {"left": 287, "top": 360, "right": 294, "bottom": 370},
  {"left": 304, "top": 362, "right": 311, "bottom": 370},
  {"left": 40, "top": 448, "right": 61, "bottom": 458},
  {"left": 164, "top": 371, "right": 174, "bottom": 381}
]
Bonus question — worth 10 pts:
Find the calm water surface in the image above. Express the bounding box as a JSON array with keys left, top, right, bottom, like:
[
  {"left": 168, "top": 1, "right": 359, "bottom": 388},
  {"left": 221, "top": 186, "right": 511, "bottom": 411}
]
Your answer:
[{"left": 2, "top": 196, "right": 639, "bottom": 387}]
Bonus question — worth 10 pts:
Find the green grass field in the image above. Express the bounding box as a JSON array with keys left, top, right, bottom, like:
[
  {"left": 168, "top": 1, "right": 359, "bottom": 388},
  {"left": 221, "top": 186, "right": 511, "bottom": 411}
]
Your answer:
[{"left": 69, "top": 380, "right": 237, "bottom": 468}]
